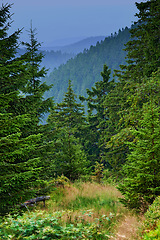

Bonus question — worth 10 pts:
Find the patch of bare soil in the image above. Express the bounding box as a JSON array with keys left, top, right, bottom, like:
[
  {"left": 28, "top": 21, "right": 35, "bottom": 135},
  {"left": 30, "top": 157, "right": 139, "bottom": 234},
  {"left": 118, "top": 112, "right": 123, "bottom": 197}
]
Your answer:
[{"left": 110, "top": 214, "right": 143, "bottom": 240}]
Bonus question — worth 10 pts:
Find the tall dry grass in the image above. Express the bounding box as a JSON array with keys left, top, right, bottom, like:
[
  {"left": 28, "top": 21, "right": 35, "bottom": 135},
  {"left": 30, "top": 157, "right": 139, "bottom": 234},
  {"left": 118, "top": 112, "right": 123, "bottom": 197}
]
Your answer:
[{"left": 36, "top": 181, "right": 142, "bottom": 239}]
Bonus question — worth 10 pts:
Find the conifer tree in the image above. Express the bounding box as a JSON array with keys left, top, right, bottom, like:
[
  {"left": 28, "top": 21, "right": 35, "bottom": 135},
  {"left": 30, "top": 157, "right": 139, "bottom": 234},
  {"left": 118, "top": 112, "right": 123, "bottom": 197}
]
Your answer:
[
  {"left": 106, "top": 0, "right": 160, "bottom": 173},
  {"left": 118, "top": 70, "right": 160, "bottom": 211},
  {"left": 48, "top": 80, "right": 86, "bottom": 137},
  {"left": 48, "top": 128, "right": 88, "bottom": 180},
  {"left": 18, "top": 23, "right": 54, "bottom": 179},
  {"left": 80, "top": 65, "right": 114, "bottom": 165},
  {"left": 117, "top": 0, "right": 160, "bottom": 81},
  {"left": 0, "top": 4, "right": 28, "bottom": 96},
  {"left": 47, "top": 80, "right": 89, "bottom": 180},
  {"left": 0, "top": 4, "right": 44, "bottom": 215},
  {"left": 21, "top": 22, "right": 53, "bottom": 123}
]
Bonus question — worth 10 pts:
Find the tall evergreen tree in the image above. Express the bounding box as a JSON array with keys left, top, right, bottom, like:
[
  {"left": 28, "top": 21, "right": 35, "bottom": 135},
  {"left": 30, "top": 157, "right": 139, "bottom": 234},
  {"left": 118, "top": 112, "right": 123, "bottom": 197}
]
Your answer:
[
  {"left": 116, "top": 0, "right": 160, "bottom": 81},
  {"left": 18, "top": 22, "right": 55, "bottom": 180},
  {"left": 80, "top": 65, "right": 114, "bottom": 165},
  {"left": 21, "top": 22, "right": 53, "bottom": 124},
  {"left": 48, "top": 80, "right": 86, "bottom": 138},
  {"left": 106, "top": 0, "right": 160, "bottom": 173},
  {"left": 47, "top": 80, "right": 89, "bottom": 180},
  {"left": 118, "top": 71, "right": 160, "bottom": 212},
  {"left": 0, "top": 4, "right": 43, "bottom": 215}
]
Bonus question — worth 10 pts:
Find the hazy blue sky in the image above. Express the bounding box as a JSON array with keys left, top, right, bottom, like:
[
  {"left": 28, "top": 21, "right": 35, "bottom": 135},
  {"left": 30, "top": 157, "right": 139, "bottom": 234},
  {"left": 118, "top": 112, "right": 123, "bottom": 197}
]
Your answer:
[{"left": 2, "top": 0, "right": 141, "bottom": 47}]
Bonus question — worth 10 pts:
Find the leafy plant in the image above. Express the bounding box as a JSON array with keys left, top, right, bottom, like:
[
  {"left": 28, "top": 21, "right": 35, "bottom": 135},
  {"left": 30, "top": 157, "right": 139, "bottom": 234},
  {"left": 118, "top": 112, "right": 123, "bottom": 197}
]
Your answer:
[{"left": 0, "top": 210, "right": 114, "bottom": 239}]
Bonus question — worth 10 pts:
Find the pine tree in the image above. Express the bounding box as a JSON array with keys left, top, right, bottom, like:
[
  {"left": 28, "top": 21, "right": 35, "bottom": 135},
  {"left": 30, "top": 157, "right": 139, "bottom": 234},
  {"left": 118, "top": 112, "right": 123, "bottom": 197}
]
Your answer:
[
  {"left": 106, "top": 0, "right": 160, "bottom": 173},
  {"left": 21, "top": 22, "right": 53, "bottom": 123},
  {"left": 48, "top": 80, "right": 86, "bottom": 137},
  {"left": 117, "top": 0, "right": 160, "bottom": 81},
  {"left": 0, "top": 4, "right": 45, "bottom": 215},
  {"left": 19, "top": 22, "right": 55, "bottom": 179},
  {"left": 118, "top": 71, "right": 160, "bottom": 212},
  {"left": 80, "top": 65, "right": 114, "bottom": 165},
  {"left": 47, "top": 80, "right": 89, "bottom": 180}
]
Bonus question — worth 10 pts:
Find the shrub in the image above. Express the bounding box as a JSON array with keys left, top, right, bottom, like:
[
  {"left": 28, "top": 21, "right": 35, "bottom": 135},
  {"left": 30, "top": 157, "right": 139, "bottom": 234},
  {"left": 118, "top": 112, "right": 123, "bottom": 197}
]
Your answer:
[
  {"left": 0, "top": 210, "right": 114, "bottom": 239},
  {"left": 141, "top": 196, "right": 160, "bottom": 239}
]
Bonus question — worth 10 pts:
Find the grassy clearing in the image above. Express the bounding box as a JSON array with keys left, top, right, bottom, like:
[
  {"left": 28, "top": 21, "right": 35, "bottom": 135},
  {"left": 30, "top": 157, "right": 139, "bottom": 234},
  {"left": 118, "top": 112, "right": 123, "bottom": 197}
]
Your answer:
[{"left": 0, "top": 182, "right": 143, "bottom": 239}]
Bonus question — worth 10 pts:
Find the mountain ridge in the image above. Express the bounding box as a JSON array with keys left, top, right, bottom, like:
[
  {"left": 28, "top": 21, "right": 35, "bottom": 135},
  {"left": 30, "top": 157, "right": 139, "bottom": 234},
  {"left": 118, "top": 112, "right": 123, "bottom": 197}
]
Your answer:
[
  {"left": 44, "top": 27, "right": 131, "bottom": 103},
  {"left": 42, "top": 36, "right": 106, "bottom": 54}
]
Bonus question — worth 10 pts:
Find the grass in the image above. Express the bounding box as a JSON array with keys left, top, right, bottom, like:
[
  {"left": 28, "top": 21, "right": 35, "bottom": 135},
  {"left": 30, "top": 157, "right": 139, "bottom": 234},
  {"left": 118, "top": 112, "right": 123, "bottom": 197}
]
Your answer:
[
  {"left": 0, "top": 181, "right": 143, "bottom": 239},
  {"left": 39, "top": 181, "right": 142, "bottom": 239}
]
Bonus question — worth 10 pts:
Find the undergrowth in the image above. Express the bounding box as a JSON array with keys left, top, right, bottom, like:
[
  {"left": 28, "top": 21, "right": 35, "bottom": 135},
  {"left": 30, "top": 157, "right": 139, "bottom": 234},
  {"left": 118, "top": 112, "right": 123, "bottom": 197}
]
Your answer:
[
  {"left": 140, "top": 196, "right": 160, "bottom": 239},
  {"left": 0, "top": 181, "right": 142, "bottom": 239}
]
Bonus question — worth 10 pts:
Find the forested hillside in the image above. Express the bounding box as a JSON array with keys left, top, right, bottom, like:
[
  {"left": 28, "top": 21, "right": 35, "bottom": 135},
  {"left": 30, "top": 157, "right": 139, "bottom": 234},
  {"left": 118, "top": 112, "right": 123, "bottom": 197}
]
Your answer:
[
  {"left": 44, "top": 27, "right": 131, "bottom": 102},
  {"left": 1, "top": 1, "right": 160, "bottom": 238}
]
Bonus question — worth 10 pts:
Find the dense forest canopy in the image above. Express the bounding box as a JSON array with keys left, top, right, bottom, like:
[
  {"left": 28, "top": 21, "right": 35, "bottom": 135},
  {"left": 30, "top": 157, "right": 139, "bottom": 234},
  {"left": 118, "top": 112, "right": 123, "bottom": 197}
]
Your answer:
[{"left": 0, "top": 0, "right": 160, "bottom": 217}]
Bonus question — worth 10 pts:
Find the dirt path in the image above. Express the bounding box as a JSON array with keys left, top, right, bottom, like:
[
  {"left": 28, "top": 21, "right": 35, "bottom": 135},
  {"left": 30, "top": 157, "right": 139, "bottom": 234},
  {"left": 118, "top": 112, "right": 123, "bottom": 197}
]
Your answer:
[{"left": 110, "top": 214, "right": 143, "bottom": 240}]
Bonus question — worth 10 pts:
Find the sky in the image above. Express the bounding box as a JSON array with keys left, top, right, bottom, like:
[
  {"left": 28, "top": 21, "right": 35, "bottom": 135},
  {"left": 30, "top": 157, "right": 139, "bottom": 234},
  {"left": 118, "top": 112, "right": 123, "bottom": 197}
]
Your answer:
[{"left": 1, "top": 0, "right": 141, "bottom": 47}]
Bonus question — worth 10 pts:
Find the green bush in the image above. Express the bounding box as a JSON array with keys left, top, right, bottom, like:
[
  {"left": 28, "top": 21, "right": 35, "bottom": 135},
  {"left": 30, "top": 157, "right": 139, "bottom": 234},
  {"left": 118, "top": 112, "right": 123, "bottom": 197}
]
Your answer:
[
  {"left": 141, "top": 196, "right": 160, "bottom": 239},
  {"left": 143, "top": 197, "right": 160, "bottom": 230},
  {"left": 143, "top": 221, "right": 160, "bottom": 239},
  {"left": 0, "top": 210, "right": 113, "bottom": 239}
]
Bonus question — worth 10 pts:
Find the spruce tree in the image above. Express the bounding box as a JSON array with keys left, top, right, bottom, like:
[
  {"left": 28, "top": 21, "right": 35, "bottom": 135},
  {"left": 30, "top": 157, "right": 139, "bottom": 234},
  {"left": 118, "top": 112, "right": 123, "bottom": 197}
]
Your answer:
[
  {"left": 48, "top": 128, "right": 88, "bottom": 180},
  {"left": 0, "top": 4, "right": 43, "bottom": 215},
  {"left": 0, "top": 99, "right": 42, "bottom": 215},
  {"left": 80, "top": 65, "right": 114, "bottom": 165},
  {"left": 118, "top": 70, "right": 160, "bottom": 211},
  {"left": 21, "top": 22, "right": 53, "bottom": 123},
  {"left": 19, "top": 23, "right": 54, "bottom": 179},
  {"left": 47, "top": 80, "right": 89, "bottom": 180},
  {"left": 48, "top": 80, "right": 86, "bottom": 137},
  {"left": 116, "top": 0, "right": 160, "bottom": 81},
  {"left": 0, "top": 4, "right": 28, "bottom": 96},
  {"left": 106, "top": 0, "right": 160, "bottom": 173}
]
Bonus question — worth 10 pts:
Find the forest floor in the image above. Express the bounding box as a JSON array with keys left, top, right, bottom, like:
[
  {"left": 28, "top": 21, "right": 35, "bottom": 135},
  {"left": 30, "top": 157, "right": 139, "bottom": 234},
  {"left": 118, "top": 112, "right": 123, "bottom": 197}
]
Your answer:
[
  {"left": 1, "top": 181, "right": 145, "bottom": 239},
  {"left": 111, "top": 214, "right": 143, "bottom": 239},
  {"left": 39, "top": 181, "right": 144, "bottom": 239}
]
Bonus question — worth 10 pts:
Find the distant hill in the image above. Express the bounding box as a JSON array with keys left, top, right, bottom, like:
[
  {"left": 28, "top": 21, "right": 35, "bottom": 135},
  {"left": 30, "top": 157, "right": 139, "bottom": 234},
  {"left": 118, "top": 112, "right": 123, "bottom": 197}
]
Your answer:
[
  {"left": 44, "top": 26, "right": 131, "bottom": 103},
  {"left": 48, "top": 36, "right": 106, "bottom": 54},
  {"left": 18, "top": 36, "right": 106, "bottom": 74}
]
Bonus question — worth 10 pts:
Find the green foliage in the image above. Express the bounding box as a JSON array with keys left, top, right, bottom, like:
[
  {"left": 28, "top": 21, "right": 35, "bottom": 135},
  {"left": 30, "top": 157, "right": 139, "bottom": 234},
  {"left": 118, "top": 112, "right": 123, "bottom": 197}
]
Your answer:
[
  {"left": 0, "top": 4, "right": 54, "bottom": 215},
  {"left": 0, "top": 4, "right": 42, "bottom": 215},
  {"left": 44, "top": 27, "right": 130, "bottom": 103},
  {"left": 48, "top": 80, "right": 86, "bottom": 136},
  {"left": 143, "top": 223, "right": 160, "bottom": 240},
  {"left": 106, "top": 0, "right": 160, "bottom": 175},
  {"left": 118, "top": 72, "right": 160, "bottom": 212},
  {"left": 80, "top": 64, "right": 114, "bottom": 165},
  {"left": 143, "top": 197, "right": 160, "bottom": 232},
  {"left": 0, "top": 210, "right": 114, "bottom": 239},
  {"left": 0, "top": 111, "right": 43, "bottom": 214},
  {"left": 116, "top": 0, "right": 160, "bottom": 81},
  {"left": 139, "top": 197, "right": 160, "bottom": 239},
  {"left": 21, "top": 22, "right": 53, "bottom": 122},
  {"left": 47, "top": 81, "right": 89, "bottom": 180},
  {"left": 92, "top": 162, "right": 104, "bottom": 183},
  {"left": 49, "top": 128, "right": 89, "bottom": 180},
  {"left": 19, "top": 22, "right": 54, "bottom": 180}
]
